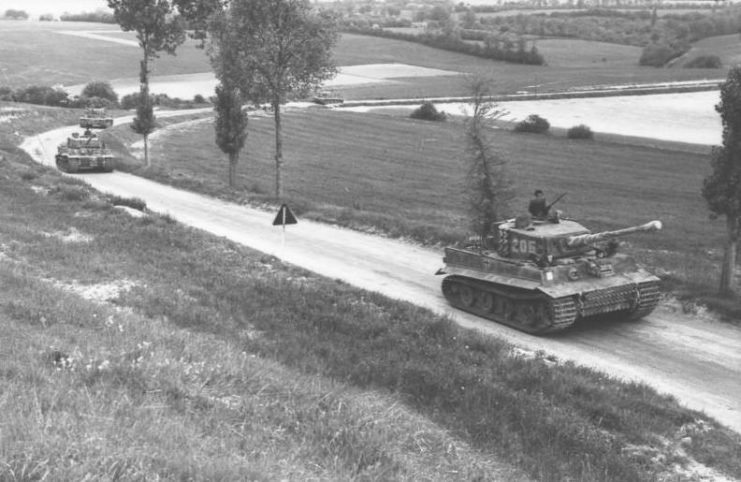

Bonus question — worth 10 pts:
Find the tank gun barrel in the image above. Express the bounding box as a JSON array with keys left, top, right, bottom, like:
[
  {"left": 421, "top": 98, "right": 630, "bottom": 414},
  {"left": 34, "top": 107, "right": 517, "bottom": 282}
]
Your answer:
[{"left": 566, "top": 220, "right": 662, "bottom": 248}]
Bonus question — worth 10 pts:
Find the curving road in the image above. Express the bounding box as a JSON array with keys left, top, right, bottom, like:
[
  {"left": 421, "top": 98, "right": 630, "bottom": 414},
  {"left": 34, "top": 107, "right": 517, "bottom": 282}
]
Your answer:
[{"left": 21, "top": 116, "right": 741, "bottom": 434}]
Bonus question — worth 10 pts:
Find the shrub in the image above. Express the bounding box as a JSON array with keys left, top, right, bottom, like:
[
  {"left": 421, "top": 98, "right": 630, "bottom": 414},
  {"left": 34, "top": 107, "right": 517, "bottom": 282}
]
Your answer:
[
  {"left": 82, "top": 81, "right": 118, "bottom": 103},
  {"left": 3, "top": 9, "right": 28, "bottom": 20},
  {"left": 567, "top": 124, "right": 594, "bottom": 140},
  {"left": 120, "top": 93, "right": 139, "bottom": 110},
  {"left": 513, "top": 114, "right": 550, "bottom": 134},
  {"left": 410, "top": 102, "right": 446, "bottom": 122},
  {"left": 685, "top": 55, "right": 722, "bottom": 69},
  {"left": 11, "top": 86, "right": 69, "bottom": 106},
  {"left": 54, "top": 185, "right": 90, "bottom": 202},
  {"left": 639, "top": 42, "right": 688, "bottom": 67},
  {"left": 193, "top": 94, "right": 207, "bottom": 104},
  {"left": 39, "top": 13, "right": 54, "bottom": 21}
]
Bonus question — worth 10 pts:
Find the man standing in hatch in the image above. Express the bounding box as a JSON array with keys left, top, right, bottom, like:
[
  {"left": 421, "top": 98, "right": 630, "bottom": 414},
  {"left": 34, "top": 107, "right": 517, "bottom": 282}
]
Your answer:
[{"left": 528, "top": 189, "right": 549, "bottom": 219}]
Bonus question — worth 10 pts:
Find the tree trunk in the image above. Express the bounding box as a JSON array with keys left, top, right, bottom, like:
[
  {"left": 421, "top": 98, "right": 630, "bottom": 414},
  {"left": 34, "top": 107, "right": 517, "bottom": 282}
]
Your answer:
[
  {"left": 719, "top": 215, "right": 739, "bottom": 296},
  {"left": 273, "top": 100, "right": 283, "bottom": 200},
  {"left": 144, "top": 134, "right": 150, "bottom": 169},
  {"left": 140, "top": 51, "right": 150, "bottom": 168},
  {"left": 228, "top": 151, "right": 238, "bottom": 187}
]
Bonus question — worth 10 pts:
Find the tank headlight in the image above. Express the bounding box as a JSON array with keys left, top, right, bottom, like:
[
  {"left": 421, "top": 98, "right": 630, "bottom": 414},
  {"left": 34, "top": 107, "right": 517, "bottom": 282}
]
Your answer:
[
  {"left": 568, "top": 268, "right": 580, "bottom": 281},
  {"left": 545, "top": 271, "right": 554, "bottom": 281}
]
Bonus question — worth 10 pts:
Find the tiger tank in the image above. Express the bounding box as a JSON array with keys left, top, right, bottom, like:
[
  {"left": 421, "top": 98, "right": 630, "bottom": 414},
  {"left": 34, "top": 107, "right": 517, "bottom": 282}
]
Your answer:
[
  {"left": 437, "top": 217, "right": 663, "bottom": 334},
  {"left": 55, "top": 131, "right": 115, "bottom": 173},
  {"left": 79, "top": 107, "right": 113, "bottom": 129}
]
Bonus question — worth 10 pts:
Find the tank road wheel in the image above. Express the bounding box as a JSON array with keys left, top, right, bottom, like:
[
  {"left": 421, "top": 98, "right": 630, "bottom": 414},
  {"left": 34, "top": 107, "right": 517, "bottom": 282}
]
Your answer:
[
  {"left": 477, "top": 291, "right": 495, "bottom": 312},
  {"left": 56, "top": 155, "right": 69, "bottom": 173},
  {"left": 459, "top": 285, "right": 475, "bottom": 308},
  {"left": 513, "top": 303, "right": 536, "bottom": 328},
  {"left": 531, "top": 303, "right": 551, "bottom": 330}
]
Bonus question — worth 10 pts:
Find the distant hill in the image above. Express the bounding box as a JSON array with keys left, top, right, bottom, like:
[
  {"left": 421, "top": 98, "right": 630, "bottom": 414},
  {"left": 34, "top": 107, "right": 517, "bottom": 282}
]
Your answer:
[{"left": 673, "top": 33, "right": 740, "bottom": 69}]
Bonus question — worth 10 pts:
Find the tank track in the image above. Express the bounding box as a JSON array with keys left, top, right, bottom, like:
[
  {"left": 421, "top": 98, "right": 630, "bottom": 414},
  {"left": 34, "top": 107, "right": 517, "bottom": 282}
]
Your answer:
[
  {"left": 442, "top": 276, "right": 661, "bottom": 334},
  {"left": 55, "top": 155, "right": 77, "bottom": 173},
  {"left": 627, "top": 280, "right": 661, "bottom": 320},
  {"left": 441, "top": 275, "right": 577, "bottom": 334}
]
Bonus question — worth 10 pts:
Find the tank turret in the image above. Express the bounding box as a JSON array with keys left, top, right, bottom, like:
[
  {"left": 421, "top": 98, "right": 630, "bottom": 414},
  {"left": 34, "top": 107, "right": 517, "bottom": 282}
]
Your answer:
[
  {"left": 438, "top": 216, "right": 663, "bottom": 334},
  {"left": 496, "top": 218, "right": 661, "bottom": 262}
]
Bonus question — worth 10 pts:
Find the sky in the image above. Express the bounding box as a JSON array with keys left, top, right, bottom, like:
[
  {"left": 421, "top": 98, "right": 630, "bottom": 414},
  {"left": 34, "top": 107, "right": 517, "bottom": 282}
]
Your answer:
[{"left": 0, "top": 0, "right": 111, "bottom": 17}]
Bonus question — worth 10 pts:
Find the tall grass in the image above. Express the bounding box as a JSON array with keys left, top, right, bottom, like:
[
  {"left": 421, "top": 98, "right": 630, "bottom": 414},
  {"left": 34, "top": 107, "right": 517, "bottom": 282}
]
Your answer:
[{"left": 1, "top": 147, "right": 739, "bottom": 481}]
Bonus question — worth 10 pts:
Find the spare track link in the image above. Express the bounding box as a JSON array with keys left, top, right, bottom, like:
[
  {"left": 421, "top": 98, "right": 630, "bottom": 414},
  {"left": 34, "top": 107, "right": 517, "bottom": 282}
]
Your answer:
[
  {"left": 441, "top": 275, "right": 577, "bottom": 334},
  {"left": 627, "top": 280, "right": 661, "bottom": 320}
]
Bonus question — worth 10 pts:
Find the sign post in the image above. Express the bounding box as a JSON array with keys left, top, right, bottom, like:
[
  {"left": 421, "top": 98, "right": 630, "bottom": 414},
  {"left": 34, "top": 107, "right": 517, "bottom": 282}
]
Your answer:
[{"left": 272, "top": 203, "right": 298, "bottom": 252}]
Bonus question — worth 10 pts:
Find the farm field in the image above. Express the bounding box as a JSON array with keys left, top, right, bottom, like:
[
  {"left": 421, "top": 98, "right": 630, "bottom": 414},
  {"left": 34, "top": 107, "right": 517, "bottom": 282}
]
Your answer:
[
  {"left": 0, "top": 20, "right": 726, "bottom": 99},
  {"left": 349, "top": 90, "right": 722, "bottom": 146}
]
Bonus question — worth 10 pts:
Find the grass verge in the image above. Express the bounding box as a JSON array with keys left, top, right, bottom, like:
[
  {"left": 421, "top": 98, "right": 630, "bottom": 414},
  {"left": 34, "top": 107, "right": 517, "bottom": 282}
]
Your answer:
[{"left": 3, "top": 119, "right": 741, "bottom": 480}]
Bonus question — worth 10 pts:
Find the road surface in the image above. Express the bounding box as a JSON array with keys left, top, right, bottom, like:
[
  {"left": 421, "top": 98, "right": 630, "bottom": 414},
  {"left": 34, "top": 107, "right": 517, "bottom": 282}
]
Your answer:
[{"left": 21, "top": 117, "right": 741, "bottom": 434}]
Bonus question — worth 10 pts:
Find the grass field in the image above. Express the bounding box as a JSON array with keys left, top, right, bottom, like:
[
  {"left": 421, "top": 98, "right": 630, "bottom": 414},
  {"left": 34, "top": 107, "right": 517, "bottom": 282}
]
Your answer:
[
  {"left": 0, "top": 21, "right": 726, "bottom": 100},
  {"left": 677, "top": 33, "right": 741, "bottom": 69},
  {"left": 107, "top": 106, "right": 740, "bottom": 318},
  {"left": 2, "top": 111, "right": 741, "bottom": 481}
]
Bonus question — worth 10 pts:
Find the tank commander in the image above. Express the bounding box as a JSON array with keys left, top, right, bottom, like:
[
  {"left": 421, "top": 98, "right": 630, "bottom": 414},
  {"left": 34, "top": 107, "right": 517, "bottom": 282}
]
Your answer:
[{"left": 528, "top": 189, "right": 549, "bottom": 219}]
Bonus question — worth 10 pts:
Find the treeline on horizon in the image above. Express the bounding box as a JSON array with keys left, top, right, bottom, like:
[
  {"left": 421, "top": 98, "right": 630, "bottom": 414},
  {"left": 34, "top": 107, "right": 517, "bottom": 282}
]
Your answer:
[
  {"left": 475, "top": 6, "right": 740, "bottom": 66},
  {"left": 343, "top": 26, "right": 546, "bottom": 65}
]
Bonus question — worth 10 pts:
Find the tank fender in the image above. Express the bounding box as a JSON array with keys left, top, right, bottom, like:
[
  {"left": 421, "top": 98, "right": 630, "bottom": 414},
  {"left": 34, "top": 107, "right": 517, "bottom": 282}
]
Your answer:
[
  {"left": 537, "top": 270, "right": 659, "bottom": 298},
  {"left": 441, "top": 265, "right": 542, "bottom": 291}
]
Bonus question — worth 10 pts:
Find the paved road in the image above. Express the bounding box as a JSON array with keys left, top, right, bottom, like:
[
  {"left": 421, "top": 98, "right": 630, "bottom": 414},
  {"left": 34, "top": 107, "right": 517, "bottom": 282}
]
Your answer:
[{"left": 22, "top": 118, "right": 741, "bottom": 434}]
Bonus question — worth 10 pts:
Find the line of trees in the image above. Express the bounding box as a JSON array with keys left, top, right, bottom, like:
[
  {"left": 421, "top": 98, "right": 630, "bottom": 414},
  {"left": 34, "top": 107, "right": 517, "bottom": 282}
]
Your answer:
[
  {"left": 343, "top": 26, "right": 545, "bottom": 65},
  {"left": 105, "top": 0, "right": 338, "bottom": 198},
  {"left": 60, "top": 11, "right": 117, "bottom": 23}
]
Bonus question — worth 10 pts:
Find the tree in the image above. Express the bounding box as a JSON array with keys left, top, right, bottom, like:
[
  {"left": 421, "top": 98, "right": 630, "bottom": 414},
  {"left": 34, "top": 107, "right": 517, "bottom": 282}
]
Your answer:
[
  {"left": 462, "top": 75, "right": 514, "bottom": 242},
  {"left": 4, "top": 9, "right": 29, "bottom": 20},
  {"left": 107, "top": 0, "right": 186, "bottom": 167},
  {"left": 82, "top": 81, "right": 119, "bottom": 103},
  {"left": 209, "top": 11, "right": 248, "bottom": 188},
  {"left": 702, "top": 66, "right": 741, "bottom": 296},
  {"left": 226, "top": 0, "right": 338, "bottom": 199}
]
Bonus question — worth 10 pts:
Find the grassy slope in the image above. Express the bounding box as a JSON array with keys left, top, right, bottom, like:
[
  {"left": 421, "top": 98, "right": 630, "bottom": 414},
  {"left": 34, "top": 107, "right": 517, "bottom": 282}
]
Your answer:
[
  {"left": 678, "top": 33, "right": 741, "bottom": 69},
  {"left": 111, "top": 107, "right": 732, "bottom": 312},
  {"left": 1, "top": 121, "right": 740, "bottom": 481}
]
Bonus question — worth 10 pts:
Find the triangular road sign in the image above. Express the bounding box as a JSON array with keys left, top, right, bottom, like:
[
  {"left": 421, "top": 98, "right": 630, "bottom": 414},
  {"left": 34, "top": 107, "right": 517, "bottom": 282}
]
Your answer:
[{"left": 272, "top": 203, "right": 298, "bottom": 226}]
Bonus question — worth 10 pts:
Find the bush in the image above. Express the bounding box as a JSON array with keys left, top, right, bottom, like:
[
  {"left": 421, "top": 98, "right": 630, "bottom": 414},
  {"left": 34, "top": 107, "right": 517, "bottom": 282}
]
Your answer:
[
  {"left": 513, "top": 114, "right": 550, "bottom": 134},
  {"left": 120, "top": 93, "right": 139, "bottom": 110},
  {"left": 567, "top": 124, "right": 594, "bottom": 140},
  {"left": 410, "top": 102, "right": 446, "bottom": 122},
  {"left": 639, "top": 42, "right": 687, "bottom": 67},
  {"left": 12, "top": 86, "right": 69, "bottom": 106},
  {"left": 193, "top": 94, "right": 207, "bottom": 104},
  {"left": 82, "top": 81, "right": 118, "bottom": 103},
  {"left": 3, "top": 9, "right": 28, "bottom": 20},
  {"left": 68, "top": 96, "right": 117, "bottom": 109},
  {"left": 685, "top": 55, "right": 722, "bottom": 69}
]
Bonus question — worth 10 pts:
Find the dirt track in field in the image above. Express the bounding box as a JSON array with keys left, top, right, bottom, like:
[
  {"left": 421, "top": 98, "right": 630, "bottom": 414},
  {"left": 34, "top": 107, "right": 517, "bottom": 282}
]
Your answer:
[{"left": 21, "top": 116, "right": 741, "bottom": 435}]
